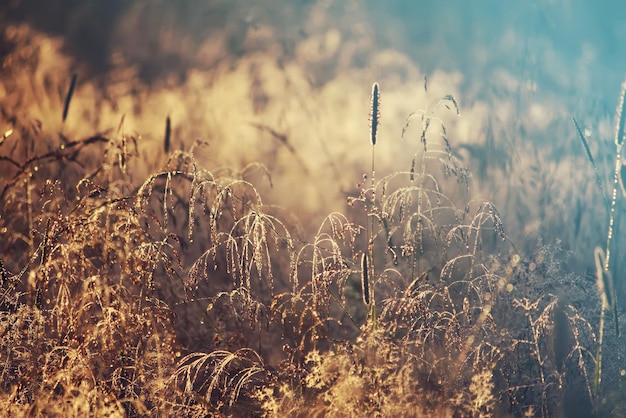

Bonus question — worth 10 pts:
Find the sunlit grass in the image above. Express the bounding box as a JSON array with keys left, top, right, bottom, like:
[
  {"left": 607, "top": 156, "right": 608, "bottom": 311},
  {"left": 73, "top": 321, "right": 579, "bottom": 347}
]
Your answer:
[{"left": 1, "top": 17, "right": 626, "bottom": 418}]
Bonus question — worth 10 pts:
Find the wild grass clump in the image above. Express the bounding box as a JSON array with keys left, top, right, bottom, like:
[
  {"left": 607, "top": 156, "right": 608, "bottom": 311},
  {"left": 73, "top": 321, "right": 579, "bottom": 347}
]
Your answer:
[{"left": 0, "top": 130, "right": 182, "bottom": 415}]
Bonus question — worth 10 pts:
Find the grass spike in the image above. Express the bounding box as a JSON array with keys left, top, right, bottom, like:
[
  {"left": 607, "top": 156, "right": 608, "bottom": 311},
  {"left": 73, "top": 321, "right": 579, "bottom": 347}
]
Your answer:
[
  {"left": 62, "top": 73, "right": 77, "bottom": 122},
  {"left": 614, "top": 78, "right": 626, "bottom": 148},
  {"left": 369, "top": 82, "right": 380, "bottom": 146},
  {"left": 361, "top": 251, "right": 370, "bottom": 306},
  {"left": 164, "top": 115, "right": 171, "bottom": 153},
  {"left": 593, "top": 247, "right": 607, "bottom": 397}
]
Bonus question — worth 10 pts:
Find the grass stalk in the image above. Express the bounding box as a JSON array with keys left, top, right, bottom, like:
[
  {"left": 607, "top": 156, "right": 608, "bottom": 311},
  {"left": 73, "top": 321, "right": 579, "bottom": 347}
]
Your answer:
[{"left": 366, "top": 82, "right": 380, "bottom": 328}]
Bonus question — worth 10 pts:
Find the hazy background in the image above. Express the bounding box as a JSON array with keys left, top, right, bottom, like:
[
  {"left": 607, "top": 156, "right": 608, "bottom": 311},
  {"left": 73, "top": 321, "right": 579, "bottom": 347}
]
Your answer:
[{"left": 2, "top": 0, "right": 625, "bottom": 273}]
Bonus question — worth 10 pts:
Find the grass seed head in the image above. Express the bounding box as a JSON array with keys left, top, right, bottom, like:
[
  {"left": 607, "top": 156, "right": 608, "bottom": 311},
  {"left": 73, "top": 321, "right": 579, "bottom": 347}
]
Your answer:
[
  {"left": 361, "top": 252, "right": 370, "bottom": 305},
  {"left": 615, "top": 76, "right": 626, "bottom": 147},
  {"left": 62, "top": 73, "right": 77, "bottom": 122},
  {"left": 369, "top": 82, "right": 380, "bottom": 146},
  {"left": 164, "top": 115, "right": 171, "bottom": 153}
]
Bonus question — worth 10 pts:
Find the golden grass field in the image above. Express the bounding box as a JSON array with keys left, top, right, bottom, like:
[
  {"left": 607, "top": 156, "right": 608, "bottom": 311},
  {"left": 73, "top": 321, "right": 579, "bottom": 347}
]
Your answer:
[{"left": 1, "top": 1, "right": 626, "bottom": 416}]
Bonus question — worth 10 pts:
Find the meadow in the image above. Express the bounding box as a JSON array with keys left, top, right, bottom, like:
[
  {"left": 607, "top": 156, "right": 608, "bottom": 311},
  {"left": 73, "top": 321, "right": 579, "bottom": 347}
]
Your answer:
[{"left": 2, "top": 2, "right": 626, "bottom": 417}]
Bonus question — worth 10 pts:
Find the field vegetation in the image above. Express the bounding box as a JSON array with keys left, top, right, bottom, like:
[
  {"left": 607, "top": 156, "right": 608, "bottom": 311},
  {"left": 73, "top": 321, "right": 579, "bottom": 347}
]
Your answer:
[{"left": 2, "top": 4, "right": 626, "bottom": 417}]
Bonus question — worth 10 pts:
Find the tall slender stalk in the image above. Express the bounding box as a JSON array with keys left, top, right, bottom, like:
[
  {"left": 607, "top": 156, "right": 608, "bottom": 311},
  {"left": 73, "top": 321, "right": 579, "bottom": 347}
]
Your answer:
[
  {"left": 604, "top": 79, "right": 626, "bottom": 281},
  {"left": 591, "top": 77, "right": 626, "bottom": 403},
  {"left": 365, "top": 82, "right": 380, "bottom": 327}
]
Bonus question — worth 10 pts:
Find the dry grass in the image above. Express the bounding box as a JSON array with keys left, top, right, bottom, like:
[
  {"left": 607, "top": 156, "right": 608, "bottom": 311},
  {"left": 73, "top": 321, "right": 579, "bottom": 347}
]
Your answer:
[{"left": 2, "top": 19, "right": 626, "bottom": 418}]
